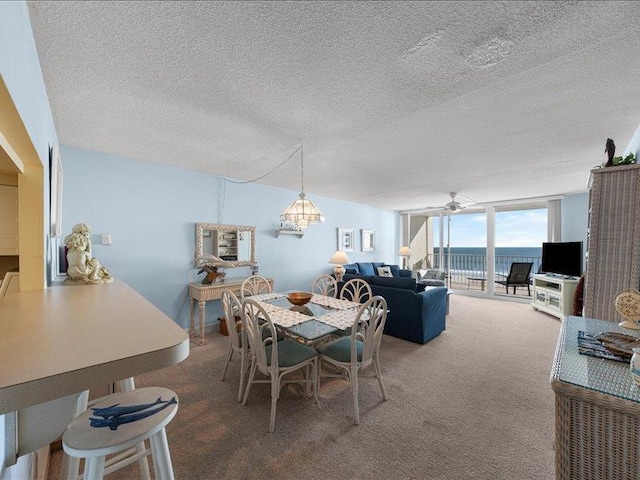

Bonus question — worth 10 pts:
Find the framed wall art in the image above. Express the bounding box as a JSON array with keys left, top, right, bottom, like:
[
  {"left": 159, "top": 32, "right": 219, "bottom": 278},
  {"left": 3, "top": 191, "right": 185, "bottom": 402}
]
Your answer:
[
  {"left": 361, "top": 229, "right": 375, "bottom": 252},
  {"left": 337, "top": 227, "right": 354, "bottom": 252}
]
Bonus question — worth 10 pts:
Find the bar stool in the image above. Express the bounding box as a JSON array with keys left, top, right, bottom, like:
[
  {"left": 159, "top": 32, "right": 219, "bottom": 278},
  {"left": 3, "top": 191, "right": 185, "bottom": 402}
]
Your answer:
[{"left": 62, "top": 387, "right": 179, "bottom": 480}]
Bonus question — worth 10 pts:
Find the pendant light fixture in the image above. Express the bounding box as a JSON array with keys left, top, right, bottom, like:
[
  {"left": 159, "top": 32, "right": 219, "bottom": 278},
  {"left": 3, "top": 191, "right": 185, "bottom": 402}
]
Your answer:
[{"left": 280, "top": 143, "right": 325, "bottom": 228}]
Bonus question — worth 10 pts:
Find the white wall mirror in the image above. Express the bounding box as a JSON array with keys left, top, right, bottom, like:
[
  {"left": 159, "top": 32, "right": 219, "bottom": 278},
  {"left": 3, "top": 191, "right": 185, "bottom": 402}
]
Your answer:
[{"left": 195, "top": 223, "right": 256, "bottom": 267}]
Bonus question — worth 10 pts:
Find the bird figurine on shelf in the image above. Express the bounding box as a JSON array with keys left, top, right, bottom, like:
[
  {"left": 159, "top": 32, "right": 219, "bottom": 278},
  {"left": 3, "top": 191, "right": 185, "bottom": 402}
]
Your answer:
[
  {"left": 605, "top": 138, "right": 615, "bottom": 167},
  {"left": 194, "top": 254, "right": 234, "bottom": 285}
]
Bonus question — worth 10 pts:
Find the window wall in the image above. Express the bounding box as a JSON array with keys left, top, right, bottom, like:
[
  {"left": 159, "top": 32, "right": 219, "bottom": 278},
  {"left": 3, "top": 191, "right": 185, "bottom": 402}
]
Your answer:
[{"left": 407, "top": 201, "right": 549, "bottom": 298}]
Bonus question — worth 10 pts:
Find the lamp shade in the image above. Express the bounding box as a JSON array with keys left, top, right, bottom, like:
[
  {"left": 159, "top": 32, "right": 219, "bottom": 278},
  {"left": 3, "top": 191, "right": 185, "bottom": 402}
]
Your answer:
[
  {"left": 280, "top": 193, "right": 325, "bottom": 229},
  {"left": 398, "top": 246, "right": 412, "bottom": 256},
  {"left": 328, "top": 250, "right": 351, "bottom": 265}
]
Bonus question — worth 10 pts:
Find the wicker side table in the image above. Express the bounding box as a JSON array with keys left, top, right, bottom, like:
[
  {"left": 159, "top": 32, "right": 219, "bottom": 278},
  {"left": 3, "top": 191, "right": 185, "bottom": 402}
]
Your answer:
[{"left": 551, "top": 316, "right": 640, "bottom": 480}]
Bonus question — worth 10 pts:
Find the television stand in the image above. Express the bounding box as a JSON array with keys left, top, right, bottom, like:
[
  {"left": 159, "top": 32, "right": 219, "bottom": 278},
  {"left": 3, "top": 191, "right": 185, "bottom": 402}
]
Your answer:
[{"left": 531, "top": 274, "right": 579, "bottom": 319}]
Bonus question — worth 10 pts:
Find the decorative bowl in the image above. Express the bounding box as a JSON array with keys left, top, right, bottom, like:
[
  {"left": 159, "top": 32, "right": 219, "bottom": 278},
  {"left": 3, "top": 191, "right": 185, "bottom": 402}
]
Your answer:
[{"left": 287, "top": 291, "right": 313, "bottom": 306}]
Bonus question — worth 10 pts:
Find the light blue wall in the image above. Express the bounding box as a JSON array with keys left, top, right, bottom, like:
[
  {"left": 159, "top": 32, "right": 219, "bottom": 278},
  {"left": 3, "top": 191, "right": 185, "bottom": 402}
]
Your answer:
[
  {"left": 561, "top": 192, "right": 589, "bottom": 271},
  {"left": 0, "top": 1, "right": 57, "bottom": 165},
  {"left": 60, "top": 145, "right": 398, "bottom": 329}
]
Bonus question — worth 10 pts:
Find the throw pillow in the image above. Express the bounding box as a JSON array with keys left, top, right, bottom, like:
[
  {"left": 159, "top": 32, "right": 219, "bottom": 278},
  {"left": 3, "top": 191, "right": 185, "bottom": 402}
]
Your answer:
[
  {"left": 372, "top": 262, "right": 385, "bottom": 271},
  {"left": 357, "top": 262, "right": 376, "bottom": 276},
  {"left": 377, "top": 266, "right": 393, "bottom": 277},
  {"left": 345, "top": 268, "right": 358, "bottom": 274},
  {"left": 343, "top": 263, "right": 360, "bottom": 274},
  {"left": 384, "top": 264, "right": 401, "bottom": 278}
]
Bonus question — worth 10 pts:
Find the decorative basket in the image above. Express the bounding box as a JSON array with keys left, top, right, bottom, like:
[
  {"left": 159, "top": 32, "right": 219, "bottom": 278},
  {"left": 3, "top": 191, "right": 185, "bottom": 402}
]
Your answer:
[{"left": 218, "top": 315, "right": 241, "bottom": 336}]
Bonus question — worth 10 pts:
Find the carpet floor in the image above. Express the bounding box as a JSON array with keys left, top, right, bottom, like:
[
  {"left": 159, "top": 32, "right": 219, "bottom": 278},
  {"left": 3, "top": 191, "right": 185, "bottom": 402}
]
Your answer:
[{"left": 48, "top": 294, "right": 560, "bottom": 479}]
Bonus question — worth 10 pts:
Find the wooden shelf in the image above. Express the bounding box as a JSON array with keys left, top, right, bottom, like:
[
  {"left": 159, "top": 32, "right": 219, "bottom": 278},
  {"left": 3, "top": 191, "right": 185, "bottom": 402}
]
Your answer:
[{"left": 276, "top": 229, "right": 304, "bottom": 237}]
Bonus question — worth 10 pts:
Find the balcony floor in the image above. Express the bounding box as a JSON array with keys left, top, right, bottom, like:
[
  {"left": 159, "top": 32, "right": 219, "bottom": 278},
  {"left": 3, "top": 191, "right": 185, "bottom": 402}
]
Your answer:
[{"left": 449, "top": 278, "right": 532, "bottom": 298}]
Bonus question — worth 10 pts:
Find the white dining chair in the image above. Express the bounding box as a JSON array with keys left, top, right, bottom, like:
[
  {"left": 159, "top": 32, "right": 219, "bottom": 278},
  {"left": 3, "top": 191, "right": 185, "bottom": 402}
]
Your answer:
[
  {"left": 241, "top": 298, "right": 319, "bottom": 432},
  {"left": 312, "top": 274, "right": 338, "bottom": 298},
  {"left": 340, "top": 277, "right": 372, "bottom": 303},
  {"left": 220, "top": 290, "right": 250, "bottom": 402},
  {"left": 240, "top": 275, "right": 272, "bottom": 300},
  {"left": 317, "top": 295, "right": 388, "bottom": 425}
]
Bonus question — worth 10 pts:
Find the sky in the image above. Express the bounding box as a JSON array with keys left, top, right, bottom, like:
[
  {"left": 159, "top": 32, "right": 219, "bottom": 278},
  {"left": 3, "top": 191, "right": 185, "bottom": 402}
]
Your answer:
[{"left": 433, "top": 208, "right": 547, "bottom": 248}]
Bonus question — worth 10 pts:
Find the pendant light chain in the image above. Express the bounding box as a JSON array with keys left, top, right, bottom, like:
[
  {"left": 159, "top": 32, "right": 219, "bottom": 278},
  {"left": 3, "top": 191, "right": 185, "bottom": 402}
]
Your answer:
[{"left": 300, "top": 143, "right": 305, "bottom": 195}]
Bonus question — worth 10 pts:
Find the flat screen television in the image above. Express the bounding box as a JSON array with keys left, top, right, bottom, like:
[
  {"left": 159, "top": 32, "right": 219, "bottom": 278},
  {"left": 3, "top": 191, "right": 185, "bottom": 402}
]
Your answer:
[{"left": 540, "top": 241, "right": 583, "bottom": 278}]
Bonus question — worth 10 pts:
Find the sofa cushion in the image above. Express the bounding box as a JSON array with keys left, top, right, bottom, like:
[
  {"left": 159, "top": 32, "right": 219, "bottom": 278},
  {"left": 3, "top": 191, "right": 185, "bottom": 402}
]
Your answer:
[
  {"left": 343, "top": 263, "right": 360, "bottom": 275},
  {"left": 318, "top": 336, "right": 363, "bottom": 362},
  {"left": 377, "top": 266, "right": 393, "bottom": 277},
  {"left": 384, "top": 264, "right": 401, "bottom": 278},
  {"left": 371, "top": 275, "right": 417, "bottom": 291},
  {"left": 343, "top": 273, "right": 374, "bottom": 284},
  {"left": 357, "top": 262, "right": 376, "bottom": 276},
  {"left": 372, "top": 261, "right": 385, "bottom": 272}
]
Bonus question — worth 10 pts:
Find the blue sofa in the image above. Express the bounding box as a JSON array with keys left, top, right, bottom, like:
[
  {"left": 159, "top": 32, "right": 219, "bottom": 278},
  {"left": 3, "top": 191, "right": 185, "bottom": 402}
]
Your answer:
[
  {"left": 338, "top": 270, "right": 447, "bottom": 344},
  {"left": 343, "top": 262, "right": 413, "bottom": 281}
]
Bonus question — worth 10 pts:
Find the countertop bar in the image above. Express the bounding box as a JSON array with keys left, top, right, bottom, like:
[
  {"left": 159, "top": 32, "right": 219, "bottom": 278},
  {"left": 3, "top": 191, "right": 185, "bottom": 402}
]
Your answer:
[{"left": 0, "top": 279, "right": 189, "bottom": 415}]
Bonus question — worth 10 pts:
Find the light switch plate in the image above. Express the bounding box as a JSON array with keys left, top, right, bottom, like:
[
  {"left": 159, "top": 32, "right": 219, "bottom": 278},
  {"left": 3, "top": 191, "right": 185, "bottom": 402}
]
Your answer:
[{"left": 101, "top": 234, "right": 112, "bottom": 245}]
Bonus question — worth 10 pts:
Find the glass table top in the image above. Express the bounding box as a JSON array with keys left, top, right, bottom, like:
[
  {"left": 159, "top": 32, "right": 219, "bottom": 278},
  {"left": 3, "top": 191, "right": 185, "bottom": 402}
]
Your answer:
[
  {"left": 265, "top": 296, "right": 340, "bottom": 341},
  {"left": 554, "top": 316, "right": 640, "bottom": 403}
]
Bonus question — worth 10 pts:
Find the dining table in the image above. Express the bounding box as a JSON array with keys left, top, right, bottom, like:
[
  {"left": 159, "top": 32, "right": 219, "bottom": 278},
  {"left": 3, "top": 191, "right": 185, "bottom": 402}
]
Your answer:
[{"left": 248, "top": 292, "right": 363, "bottom": 344}]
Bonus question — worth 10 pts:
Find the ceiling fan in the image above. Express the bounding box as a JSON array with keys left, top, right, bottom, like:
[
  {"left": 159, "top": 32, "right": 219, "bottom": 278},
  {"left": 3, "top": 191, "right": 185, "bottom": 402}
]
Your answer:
[{"left": 424, "top": 192, "right": 477, "bottom": 213}]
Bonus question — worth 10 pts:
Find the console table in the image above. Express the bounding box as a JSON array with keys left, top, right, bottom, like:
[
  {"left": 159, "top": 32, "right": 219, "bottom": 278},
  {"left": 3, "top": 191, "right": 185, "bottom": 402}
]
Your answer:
[
  {"left": 189, "top": 276, "right": 274, "bottom": 345},
  {"left": 551, "top": 316, "right": 640, "bottom": 480}
]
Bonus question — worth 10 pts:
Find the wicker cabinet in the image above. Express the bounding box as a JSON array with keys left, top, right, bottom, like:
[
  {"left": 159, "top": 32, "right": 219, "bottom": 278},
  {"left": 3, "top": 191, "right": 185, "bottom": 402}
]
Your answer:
[{"left": 583, "top": 164, "right": 640, "bottom": 322}]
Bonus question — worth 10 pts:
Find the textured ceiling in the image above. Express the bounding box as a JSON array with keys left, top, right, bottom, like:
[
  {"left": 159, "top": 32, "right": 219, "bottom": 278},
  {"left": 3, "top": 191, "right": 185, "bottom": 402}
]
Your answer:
[{"left": 27, "top": 1, "right": 640, "bottom": 211}]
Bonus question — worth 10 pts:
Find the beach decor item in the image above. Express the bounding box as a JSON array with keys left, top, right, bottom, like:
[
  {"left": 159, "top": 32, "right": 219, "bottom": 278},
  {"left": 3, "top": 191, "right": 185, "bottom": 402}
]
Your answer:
[
  {"left": 604, "top": 138, "right": 615, "bottom": 167},
  {"left": 194, "top": 253, "right": 234, "bottom": 284},
  {"left": 64, "top": 223, "right": 113, "bottom": 285},
  {"left": 615, "top": 289, "right": 640, "bottom": 330}
]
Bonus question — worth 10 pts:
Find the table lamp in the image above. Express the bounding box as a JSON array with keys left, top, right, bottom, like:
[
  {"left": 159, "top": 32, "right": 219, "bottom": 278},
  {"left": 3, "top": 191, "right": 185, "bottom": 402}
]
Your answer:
[
  {"left": 328, "top": 250, "right": 351, "bottom": 282},
  {"left": 398, "top": 246, "right": 411, "bottom": 270}
]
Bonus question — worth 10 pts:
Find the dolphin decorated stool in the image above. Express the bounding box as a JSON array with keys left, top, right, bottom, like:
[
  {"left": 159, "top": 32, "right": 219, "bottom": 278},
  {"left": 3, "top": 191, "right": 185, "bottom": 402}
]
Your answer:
[{"left": 62, "top": 387, "right": 179, "bottom": 480}]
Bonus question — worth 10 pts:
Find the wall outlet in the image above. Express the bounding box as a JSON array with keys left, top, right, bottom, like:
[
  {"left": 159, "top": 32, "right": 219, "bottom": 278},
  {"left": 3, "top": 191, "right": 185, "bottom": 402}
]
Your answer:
[{"left": 101, "top": 234, "right": 112, "bottom": 245}]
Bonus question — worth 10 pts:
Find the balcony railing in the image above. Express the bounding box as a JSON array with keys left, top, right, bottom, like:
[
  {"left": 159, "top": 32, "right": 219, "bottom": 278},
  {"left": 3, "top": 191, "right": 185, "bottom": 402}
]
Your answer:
[{"left": 422, "top": 253, "right": 542, "bottom": 296}]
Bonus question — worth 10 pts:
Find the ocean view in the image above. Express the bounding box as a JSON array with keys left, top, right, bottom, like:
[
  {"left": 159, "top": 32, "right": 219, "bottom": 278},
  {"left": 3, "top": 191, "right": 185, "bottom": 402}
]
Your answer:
[{"left": 431, "top": 247, "right": 542, "bottom": 276}]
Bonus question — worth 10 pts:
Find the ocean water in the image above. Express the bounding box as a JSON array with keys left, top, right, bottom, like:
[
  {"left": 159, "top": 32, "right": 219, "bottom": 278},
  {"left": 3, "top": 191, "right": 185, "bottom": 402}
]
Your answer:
[{"left": 432, "top": 247, "right": 542, "bottom": 276}]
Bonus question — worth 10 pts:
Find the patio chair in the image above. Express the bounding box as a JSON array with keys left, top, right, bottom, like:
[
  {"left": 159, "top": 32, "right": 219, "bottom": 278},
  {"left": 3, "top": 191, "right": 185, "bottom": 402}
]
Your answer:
[
  {"left": 495, "top": 262, "right": 533, "bottom": 295},
  {"left": 417, "top": 269, "right": 446, "bottom": 287},
  {"left": 241, "top": 298, "right": 319, "bottom": 432},
  {"left": 312, "top": 274, "right": 338, "bottom": 298},
  {"left": 317, "top": 295, "right": 389, "bottom": 425}
]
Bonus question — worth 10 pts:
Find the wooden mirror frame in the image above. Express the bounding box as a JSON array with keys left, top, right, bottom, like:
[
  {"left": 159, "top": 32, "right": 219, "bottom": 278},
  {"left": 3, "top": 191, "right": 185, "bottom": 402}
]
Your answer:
[{"left": 195, "top": 223, "right": 256, "bottom": 267}]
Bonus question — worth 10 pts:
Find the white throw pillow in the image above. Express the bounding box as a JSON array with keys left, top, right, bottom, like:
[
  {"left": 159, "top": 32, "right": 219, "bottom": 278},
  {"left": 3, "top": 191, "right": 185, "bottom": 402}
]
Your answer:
[{"left": 377, "top": 266, "right": 393, "bottom": 277}]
